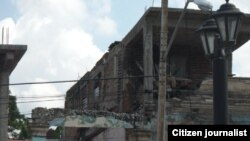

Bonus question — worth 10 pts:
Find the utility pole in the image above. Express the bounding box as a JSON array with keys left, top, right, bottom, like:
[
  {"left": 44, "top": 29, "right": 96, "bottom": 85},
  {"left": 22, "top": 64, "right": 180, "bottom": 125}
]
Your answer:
[
  {"left": 157, "top": 0, "right": 168, "bottom": 141},
  {"left": 0, "top": 72, "right": 9, "bottom": 141}
]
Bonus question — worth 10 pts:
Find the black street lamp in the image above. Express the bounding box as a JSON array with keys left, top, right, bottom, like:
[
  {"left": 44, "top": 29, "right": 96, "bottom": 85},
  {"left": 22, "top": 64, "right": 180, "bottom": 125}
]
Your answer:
[
  {"left": 197, "top": 19, "right": 218, "bottom": 58},
  {"left": 197, "top": 0, "right": 244, "bottom": 124},
  {"left": 212, "top": 0, "right": 244, "bottom": 47}
]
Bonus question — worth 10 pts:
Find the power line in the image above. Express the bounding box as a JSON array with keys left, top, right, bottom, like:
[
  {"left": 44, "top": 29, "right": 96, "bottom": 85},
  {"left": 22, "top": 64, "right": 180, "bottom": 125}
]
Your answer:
[
  {"left": 0, "top": 98, "right": 65, "bottom": 105},
  {"left": 0, "top": 95, "right": 66, "bottom": 100},
  {"left": 16, "top": 98, "right": 65, "bottom": 103},
  {"left": 6, "top": 80, "right": 78, "bottom": 86},
  {"left": 2, "top": 91, "right": 250, "bottom": 103},
  {"left": 1, "top": 91, "right": 250, "bottom": 103},
  {"left": 0, "top": 75, "right": 156, "bottom": 86},
  {"left": 17, "top": 95, "right": 65, "bottom": 99}
]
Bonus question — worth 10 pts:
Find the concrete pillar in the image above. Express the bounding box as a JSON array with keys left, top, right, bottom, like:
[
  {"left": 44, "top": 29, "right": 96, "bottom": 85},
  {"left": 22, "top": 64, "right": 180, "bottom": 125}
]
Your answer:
[
  {"left": 143, "top": 21, "right": 153, "bottom": 92},
  {"left": 0, "top": 72, "right": 9, "bottom": 141},
  {"left": 143, "top": 22, "right": 155, "bottom": 117},
  {"left": 0, "top": 44, "right": 27, "bottom": 141}
]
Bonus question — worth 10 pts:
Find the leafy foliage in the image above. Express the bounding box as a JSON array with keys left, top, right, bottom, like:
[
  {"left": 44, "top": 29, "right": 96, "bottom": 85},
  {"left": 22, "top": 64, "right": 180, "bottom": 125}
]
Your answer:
[{"left": 8, "top": 95, "right": 31, "bottom": 139}]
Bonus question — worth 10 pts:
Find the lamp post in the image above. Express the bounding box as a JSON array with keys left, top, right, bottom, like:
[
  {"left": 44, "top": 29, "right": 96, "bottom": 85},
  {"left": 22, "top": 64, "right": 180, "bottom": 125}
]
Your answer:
[
  {"left": 212, "top": 0, "right": 244, "bottom": 46},
  {"left": 197, "top": 0, "right": 244, "bottom": 124}
]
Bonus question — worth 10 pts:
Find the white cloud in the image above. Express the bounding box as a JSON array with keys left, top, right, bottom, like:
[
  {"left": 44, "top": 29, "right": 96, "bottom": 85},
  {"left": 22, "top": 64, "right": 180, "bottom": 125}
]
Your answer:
[
  {"left": 226, "top": 0, "right": 250, "bottom": 13},
  {"left": 233, "top": 41, "right": 250, "bottom": 77},
  {"left": 19, "top": 78, "right": 61, "bottom": 97},
  {"left": 83, "top": 0, "right": 117, "bottom": 36},
  {"left": 168, "top": 0, "right": 250, "bottom": 13},
  {"left": 0, "top": 0, "right": 117, "bottom": 114},
  {"left": 95, "top": 16, "right": 117, "bottom": 35},
  {"left": 0, "top": 18, "right": 16, "bottom": 44},
  {"left": 16, "top": 78, "right": 64, "bottom": 116},
  {"left": 89, "top": 0, "right": 112, "bottom": 15}
]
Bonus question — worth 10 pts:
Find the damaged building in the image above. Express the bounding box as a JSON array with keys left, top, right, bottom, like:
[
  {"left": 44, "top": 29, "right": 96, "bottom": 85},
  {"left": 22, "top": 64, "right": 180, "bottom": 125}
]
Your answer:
[
  {"left": 63, "top": 7, "right": 250, "bottom": 140},
  {"left": 30, "top": 107, "right": 64, "bottom": 137}
]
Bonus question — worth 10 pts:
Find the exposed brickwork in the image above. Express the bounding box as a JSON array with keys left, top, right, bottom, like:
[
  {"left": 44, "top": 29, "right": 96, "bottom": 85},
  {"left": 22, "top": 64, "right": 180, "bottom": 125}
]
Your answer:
[
  {"left": 65, "top": 42, "right": 124, "bottom": 112},
  {"left": 64, "top": 7, "right": 250, "bottom": 121},
  {"left": 32, "top": 107, "right": 64, "bottom": 125},
  {"left": 63, "top": 8, "right": 216, "bottom": 116}
]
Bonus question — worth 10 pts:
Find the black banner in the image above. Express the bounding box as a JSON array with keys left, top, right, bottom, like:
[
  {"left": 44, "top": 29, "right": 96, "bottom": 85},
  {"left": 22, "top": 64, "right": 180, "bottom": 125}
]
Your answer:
[{"left": 168, "top": 125, "right": 250, "bottom": 140}]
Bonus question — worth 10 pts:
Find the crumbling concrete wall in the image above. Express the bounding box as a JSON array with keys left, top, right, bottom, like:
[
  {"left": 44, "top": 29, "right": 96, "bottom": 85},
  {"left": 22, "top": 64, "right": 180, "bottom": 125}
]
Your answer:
[
  {"left": 32, "top": 107, "right": 64, "bottom": 125},
  {"left": 167, "top": 77, "right": 250, "bottom": 124},
  {"left": 31, "top": 107, "right": 64, "bottom": 137}
]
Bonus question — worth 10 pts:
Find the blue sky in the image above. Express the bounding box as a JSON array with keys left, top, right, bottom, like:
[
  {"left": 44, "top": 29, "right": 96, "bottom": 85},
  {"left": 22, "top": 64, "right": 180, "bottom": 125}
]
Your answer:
[
  {"left": 0, "top": 0, "right": 19, "bottom": 20},
  {"left": 0, "top": 0, "right": 250, "bottom": 115}
]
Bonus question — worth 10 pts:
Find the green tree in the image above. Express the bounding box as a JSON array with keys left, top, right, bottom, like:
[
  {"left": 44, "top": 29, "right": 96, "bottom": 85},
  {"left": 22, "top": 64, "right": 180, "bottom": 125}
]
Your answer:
[
  {"left": 9, "top": 96, "right": 21, "bottom": 127},
  {"left": 8, "top": 95, "right": 31, "bottom": 139}
]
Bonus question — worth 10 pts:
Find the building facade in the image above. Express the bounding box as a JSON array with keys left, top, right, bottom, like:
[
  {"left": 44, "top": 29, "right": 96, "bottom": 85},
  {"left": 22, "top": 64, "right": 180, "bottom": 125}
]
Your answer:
[
  {"left": 65, "top": 7, "right": 250, "bottom": 115},
  {"left": 64, "top": 7, "right": 250, "bottom": 141}
]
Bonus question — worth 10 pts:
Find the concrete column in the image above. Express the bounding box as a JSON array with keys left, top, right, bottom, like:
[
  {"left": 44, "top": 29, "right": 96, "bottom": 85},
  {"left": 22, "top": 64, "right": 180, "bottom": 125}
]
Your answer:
[
  {"left": 143, "top": 22, "right": 155, "bottom": 117},
  {"left": 0, "top": 44, "right": 27, "bottom": 141},
  {"left": 0, "top": 71, "right": 9, "bottom": 141},
  {"left": 143, "top": 22, "right": 153, "bottom": 93}
]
